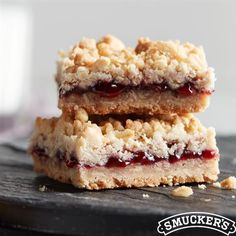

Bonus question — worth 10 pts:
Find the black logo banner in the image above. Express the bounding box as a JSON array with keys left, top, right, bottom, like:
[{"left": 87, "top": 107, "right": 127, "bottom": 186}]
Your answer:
[{"left": 157, "top": 212, "right": 236, "bottom": 235}]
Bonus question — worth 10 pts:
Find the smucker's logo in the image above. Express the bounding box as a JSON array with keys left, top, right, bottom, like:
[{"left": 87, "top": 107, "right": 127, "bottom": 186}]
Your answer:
[{"left": 157, "top": 212, "right": 236, "bottom": 235}]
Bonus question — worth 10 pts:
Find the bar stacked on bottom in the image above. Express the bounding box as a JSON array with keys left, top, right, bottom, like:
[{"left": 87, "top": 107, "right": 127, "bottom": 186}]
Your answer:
[
  {"left": 29, "top": 35, "right": 219, "bottom": 189},
  {"left": 29, "top": 109, "right": 219, "bottom": 189}
]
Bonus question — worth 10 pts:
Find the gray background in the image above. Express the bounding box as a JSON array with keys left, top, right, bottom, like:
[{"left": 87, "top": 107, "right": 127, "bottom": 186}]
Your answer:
[{"left": 1, "top": 0, "right": 236, "bottom": 135}]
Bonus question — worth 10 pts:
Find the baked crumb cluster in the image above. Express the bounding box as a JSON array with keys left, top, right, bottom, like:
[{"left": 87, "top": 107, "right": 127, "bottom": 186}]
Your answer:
[
  {"left": 171, "top": 186, "right": 193, "bottom": 197},
  {"left": 56, "top": 35, "right": 215, "bottom": 94},
  {"left": 220, "top": 176, "right": 236, "bottom": 189},
  {"left": 29, "top": 109, "right": 217, "bottom": 166},
  {"left": 213, "top": 176, "right": 236, "bottom": 190}
]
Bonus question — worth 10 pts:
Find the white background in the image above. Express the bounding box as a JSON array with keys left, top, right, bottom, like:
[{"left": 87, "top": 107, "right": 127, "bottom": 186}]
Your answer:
[{"left": 1, "top": 0, "right": 236, "bottom": 135}]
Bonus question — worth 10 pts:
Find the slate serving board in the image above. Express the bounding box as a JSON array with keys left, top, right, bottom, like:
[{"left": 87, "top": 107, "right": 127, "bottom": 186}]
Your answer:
[{"left": 0, "top": 137, "right": 235, "bottom": 236}]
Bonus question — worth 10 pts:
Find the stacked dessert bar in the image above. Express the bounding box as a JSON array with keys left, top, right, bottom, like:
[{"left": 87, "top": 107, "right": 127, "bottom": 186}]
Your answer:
[{"left": 29, "top": 35, "right": 219, "bottom": 189}]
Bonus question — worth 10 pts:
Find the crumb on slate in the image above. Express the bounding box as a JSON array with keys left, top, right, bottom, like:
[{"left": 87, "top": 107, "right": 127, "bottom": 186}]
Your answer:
[
  {"left": 39, "top": 185, "right": 47, "bottom": 192},
  {"left": 204, "top": 198, "right": 211, "bottom": 202},
  {"left": 213, "top": 176, "right": 236, "bottom": 190},
  {"left": 171, "top": 186, "right": 193, "bottom": 198},
  {"left": 198, "top": 184, "right": 207, "bottom": 190},
  {"left": 212, "top": 182, "right": 221, "bottom": 188},
  {"left": 220, "top": 176, "right": 236, "bottom": 189},
  {"left": 142, "top": 193, "right": 150, "bottom": 199}
]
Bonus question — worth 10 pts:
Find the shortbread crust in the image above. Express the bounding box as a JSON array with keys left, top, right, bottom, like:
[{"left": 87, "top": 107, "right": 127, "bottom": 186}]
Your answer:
[{"left": 59, "top": 90, "right": 209, "bottom": 115}]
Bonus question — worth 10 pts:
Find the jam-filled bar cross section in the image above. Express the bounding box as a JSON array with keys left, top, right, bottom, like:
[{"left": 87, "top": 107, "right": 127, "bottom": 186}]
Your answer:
[
  {"left": 29, "top": 109, "right": 219, "bottom": 190},
  {"left": 57, "top": 35, "right": 215, "bottom": 115}
]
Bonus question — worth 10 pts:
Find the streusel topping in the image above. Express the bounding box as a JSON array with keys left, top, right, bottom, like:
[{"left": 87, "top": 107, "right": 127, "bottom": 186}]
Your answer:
[
  {"left": 29, "top": 109, "right": 218, "bottom": 166},
  {"left": 56, "top": 35, "right": 215, "bottom": 94}
]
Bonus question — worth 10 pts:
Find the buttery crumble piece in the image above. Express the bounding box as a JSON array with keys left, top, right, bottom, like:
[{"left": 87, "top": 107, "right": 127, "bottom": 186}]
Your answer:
[
  {"left": 198, "top": 184, "right": 207, "bottom": 189},
  {"left": 212, "top": 182, "right": 221, "bottom": 188},
  {"left": 171, "top": 186, "right": 193, "bottom": 197},
  {"left": 220, "top": 176, "right": 236, "bottom": 190},
  {"left": 142, "top": 193, "right": 150, "bottom": 199},
  {"left": 212, "top": 176, "right": 236, "bottom": 190},
  {"left": 204, "top": 198, "right": 211, "bottom": 202},
  {"left": 39, "top": 185, "right": 47, "bottom": 192}
]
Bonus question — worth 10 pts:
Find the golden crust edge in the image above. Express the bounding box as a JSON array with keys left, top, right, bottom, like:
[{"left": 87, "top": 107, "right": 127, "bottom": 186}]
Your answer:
[{"left": 59, "top": 91, "right": 210, "bottom": 115}]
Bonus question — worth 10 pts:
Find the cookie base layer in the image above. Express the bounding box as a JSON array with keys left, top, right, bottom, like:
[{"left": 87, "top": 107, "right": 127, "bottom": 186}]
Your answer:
[
  {"left": 32, "top": 155, "right": 219, "bottom": 190},
  {"left": 59, "top": 90, "right": 209, "bottom": 115}
]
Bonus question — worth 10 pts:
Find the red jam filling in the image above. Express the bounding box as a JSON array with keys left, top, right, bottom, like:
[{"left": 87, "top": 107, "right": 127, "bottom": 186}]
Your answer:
[
  {"left": 177, "top": 83, "right": 196, "bottom": 96},
  {"left": 32, "top": 146, "right": 49, "bottom": 161},
  {"left": 92, "top": 81, "right": 126, "bottom": 98},
  {"left": 103, "top": 150, "right": 216, "bottom": 168},
  {"left": 33, "top": 146, "right": 217, "bottom": 169},
  {"left": 61, "top": 80, "right": 212, "bottom": 98}
]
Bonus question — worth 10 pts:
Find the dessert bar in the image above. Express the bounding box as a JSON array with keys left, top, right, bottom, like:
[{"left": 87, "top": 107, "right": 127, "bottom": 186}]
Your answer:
[
  {"left": 56, "top": 35, "right": 215, "bottom": 115},
  {"left": 29, "top": 109, "right": 219, "bottom": 190}
]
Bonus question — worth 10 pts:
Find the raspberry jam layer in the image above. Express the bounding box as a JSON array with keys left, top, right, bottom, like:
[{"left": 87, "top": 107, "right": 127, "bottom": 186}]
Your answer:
[
  {"left": 61, "top": 80, "right": 212, "bottom": 98},
  {"left": 92, "top": 81, "right": 126, "bottom": 98},
  {"left": 32, "top": 146, "right": 217, "bottom": 169}
]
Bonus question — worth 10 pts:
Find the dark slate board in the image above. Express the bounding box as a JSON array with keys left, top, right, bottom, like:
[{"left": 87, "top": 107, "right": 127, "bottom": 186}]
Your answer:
[{"left": 0, "top": 137, "right": 235, "bottom": 236}]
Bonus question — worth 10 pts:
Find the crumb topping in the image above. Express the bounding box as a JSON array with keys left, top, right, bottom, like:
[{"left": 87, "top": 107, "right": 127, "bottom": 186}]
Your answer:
[
  {"left": 171, "top": 186, "right": 193, "bottom": 197},
  {"left": 29, "top": 109, "right": 218, "bottom": 166},
  {"left": 56, "top": 35, "right": 215, "bottom": 94}
]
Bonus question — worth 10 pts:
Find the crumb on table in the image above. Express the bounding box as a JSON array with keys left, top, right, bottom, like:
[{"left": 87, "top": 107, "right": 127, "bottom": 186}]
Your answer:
[
  {"left": 39, "top": 185, "right": 47, "bottom": 192},
  {"left": 212, "top": 182, "right": 221, "bottom": 188},
  {"left": 198, "top": 184, "right": 207, "bottom": 190},
  {"left": 220, "top": 176, "right": 236, "bottom": 190},
  {"left": 171, "top": 186, "right": 193, "bottom": 197},
  {"left": 213, "top": 176, "right": 236, "bottom": 190},
  {"left": 204, "top": 198, "right": 211, "bottom": 202},
  {"left": 142, "top": 193, "right": 150, "bottom": 199}
]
